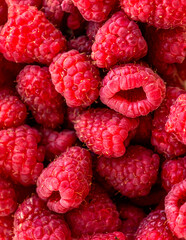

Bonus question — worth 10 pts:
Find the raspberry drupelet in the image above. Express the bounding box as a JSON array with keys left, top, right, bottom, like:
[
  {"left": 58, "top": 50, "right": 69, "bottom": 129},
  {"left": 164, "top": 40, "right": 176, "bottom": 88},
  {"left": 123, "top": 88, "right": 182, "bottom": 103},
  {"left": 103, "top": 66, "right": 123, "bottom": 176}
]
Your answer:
[
  {"left": 68, "top": 35, "right": 92, "bottom": 55},
  {"left": 0, "top": 215, "right": 14, "bottom": 240},
  {"left": 74, "top": 108, "right": 139, "bottom": 158},
  {"left": 79, "top": 232, "right": 126, "bottom": 240},
  {"left": 5, "top": 0, "right": 42, "bottom": 7}
]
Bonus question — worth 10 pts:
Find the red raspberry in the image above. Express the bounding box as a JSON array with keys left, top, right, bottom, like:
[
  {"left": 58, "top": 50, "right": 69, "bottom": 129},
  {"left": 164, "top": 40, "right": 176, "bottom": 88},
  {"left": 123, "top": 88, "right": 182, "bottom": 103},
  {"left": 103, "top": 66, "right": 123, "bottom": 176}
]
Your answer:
[
  {"left": 161, "top": 157, "right": 186, "bottom": 192},
  {"left": 0, "top": 125, "right": 45, "bottom": 186},
  {"left": 151, "top": 87, "right": 186, "bottom": 158},
  {"left": 61, "top": 0, "right": 76, "bottom": 13},
  {"left": 49, "top": 50, "right": 101, "bottom": 108},
  {"left": 0, "top": 216, "right": 14, "bottom": 240},
  {"left": 165, "top": 179, "right": 186, "bottom": 239},
  {"left": 5, "top": 0, "right": 42, "bottom": 7},
  {"left": 0, "top": 5, "right": 67, "bottom": 65},
  {"left": 96, "top": 145, "right": 160, "bottom": 198},
  {"left": 0, "top": 0, "right": 8, "bottom": 25},
  {"left": 120, "top": 0, "right": 186, "bottom": 29},
  {"left": 79, "top": 232, "right": 126, "bottom": 240},
  {"left": 100, "top": 63, "right": 166, "bottom": 118},
  {"left": 72, "top": 0, "right": 116, "bottom": 22},
  {"left": 14, "top": 194, "right": 72, "bottom": 240},
  {"left": 0, "top": 176, "right": 17, "bottom": 216},
  {"left": 68, "top": 35, "right": 92, "bottom": 55},
  {"left": 37, "top": 146, "right": 92, "bottom": 213},
  {"left": 66, "top": 106, "right": 84, "bottom": 129},
  {"left": 16, "top": 65, "right": 65, "bottom": 129},
  {"left": 65, "top": 183, "right": 121, "bottom": 237},
  {"left": 67, "top": 10, "right": 85, "bottom": 30},
  {"left": 86, "top": 21, "right": 103, "bottom": 41},
  {"left": 74, "top": 108, "right": 139, "bottom": 158},
  {"left": 0, "top": 88, "right": 27, "bottom": 129},
  {"left": 165, "top": 94, "right": 186, "bottom": 145},
  {"left": 40, "top": 128, "right": 77, "bottom": 160},
  {"left": 91, "top": 11, "right": 147, "bottom": 69},
  {"left": 135, "top": 210, "right": 178, "bottom": 240}
]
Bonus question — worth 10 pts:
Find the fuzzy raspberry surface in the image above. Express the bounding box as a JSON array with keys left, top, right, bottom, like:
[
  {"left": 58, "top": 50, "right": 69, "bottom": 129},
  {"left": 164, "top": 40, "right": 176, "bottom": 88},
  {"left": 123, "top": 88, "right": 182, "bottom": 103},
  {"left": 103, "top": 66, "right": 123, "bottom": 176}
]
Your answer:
[
  {"left": 0, "top": 125, "right": 45, "bottom": 186},
  {"left": 100, "top": 63, "right": 166, "bottom": 118},
  {"left": 91, "top": 11, "right": 147, "bottom": 69},
  {"left": 5, "top": 0, "right": 42, "bottom": 7},
  {"left": 0, "top": 0, "right": 8, "bottom": 25},
  {"left": 74, "top": 108, "right": 139, "bottom": 158},
  {"left": 79, "top": 232, "right": 126, "bottom": 240},
  {"left": 120, "top": 0, "right": 186, "bottom": 29},
  {"left": 0, "top": 215, "right": 14, "bottom": 240},
  {"left": 0, "top": 5, "right": 67, "bottom": 65},
  {"left": 68, "top": 35, "right": 92, "bottom": 55},
  {"left": 16, "top": 65, "right": 65, "bottom": 129},
  {"left": 65, "top": 183, "right": 121, "bottom": 237},
  {"left": 37, "top": 146, "right": 92, "bottom": 213}
]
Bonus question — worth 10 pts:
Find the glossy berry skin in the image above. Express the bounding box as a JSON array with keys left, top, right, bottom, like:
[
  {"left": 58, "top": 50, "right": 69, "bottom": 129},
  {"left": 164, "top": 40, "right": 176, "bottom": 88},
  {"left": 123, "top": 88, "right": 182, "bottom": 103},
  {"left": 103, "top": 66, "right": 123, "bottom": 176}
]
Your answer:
[
  {"left": 100, "top": 63, "right": 166, "bottom": 118},
  {"left": 79, "top": 232, "right": 126, "bottom": 240},
  {"left": 16, "top": 65, "right": 65, "bottom": 129},
  {"left": 91, "top": 11, "right": 147, "bottom": 69},
  {"left": 96, "top": 145, "right": 160, "bottom": 198},
  {"left": 49, "top": 50, "right": 101, "bottom": 108},
  {"left": 0, "top": 216, "right": 14, "bottom": 240},
  {"left": 0, "top": 5, "right": 67, "bottom": 65},
  {"left": 74, "top": 108, "right": 139, "bottom": 158},
  {"left": 37, "top": 146, "right": 92, "bottom": 214},
  {"left": 0, "top": 125, "right": 45, "bottom": 186}
]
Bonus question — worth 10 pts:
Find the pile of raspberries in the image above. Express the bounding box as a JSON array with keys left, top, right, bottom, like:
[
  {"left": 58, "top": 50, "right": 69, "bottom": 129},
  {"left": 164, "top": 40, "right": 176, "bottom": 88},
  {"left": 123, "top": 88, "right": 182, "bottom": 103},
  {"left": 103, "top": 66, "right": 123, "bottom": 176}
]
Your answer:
[{"left": 0, "top": 0, "right": 185, "bottom": 239}]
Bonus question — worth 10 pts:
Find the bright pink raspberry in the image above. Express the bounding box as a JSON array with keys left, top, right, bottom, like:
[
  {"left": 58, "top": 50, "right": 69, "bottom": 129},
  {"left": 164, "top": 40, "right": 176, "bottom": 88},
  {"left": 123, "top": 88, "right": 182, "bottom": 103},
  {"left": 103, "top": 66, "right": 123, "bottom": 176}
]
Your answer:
[
  {"left": 136, "top": 210, "right": 178, "bottom": 240},
  {"left": 0, "top": 125, "right": 45, "bottom": 186},
  {"left": 65, "top": 183, "right": 121, "bottom": 237},
  {"left": 0, "top": 0, "right": 8, "bottom": 25},
  {"left": 96, "top": 145, "right": 159, "bottom": 198},
  {"left": 72, "top": 0, "right": 116, "bottom": 22},
  {"left": 86, "top": 21, "right": 103, "bottom": 40},
  {"left": 13, "top": 194, "right": 72, "bottom": 240},
  {"left": 151, "top": 87, "right": 186, "bottom": 158},
  {"left": 165, "top": 179, "right": 186, "bottom": 239},
  {"left": 0, "top": 5, "right": 67, "bottom": 65},
  {"left": 120, "top": 0, "right": 186, "bottom": 29},
  {"left": 161, "top": 157, "right": 186, "bottom": 192},
  {"left": 91, "top": 11, "right": 147, "bottom": 69},
  {"left": 16, "top": 65, "right": 65, "bottom": 129},
  {"left": 79, "top": 232, "right": 126, "bottom": 240},
  {"left": 68, "top": 35, "right": 92, "bottom": 55},
  {"left": 5, "top": 0, "right": 42, "bottom": 7},
  {"left": 0, "top": 88, "right": 27, "bottom": 129},
  {"left": 0, "top": 215, "right": 14, "bottom": 240},
  {"left": 40, "top": 128, "right": 77, "bottom": 160},
  {"left": 0, "top": 176, "right": 17, "bottom": 216},
  {"left": 74, "top": 108, "right": 139, "bottom": 158},
  {"left": 165, "top": 94, "right": 186, "bottom": 145},
  {"left": 100, "top": 63, "right": 166, "bottom": 118},
  {"left": 37, "top": 146, "right": 92, "bottom": 213},
  {"left": 49, "top": 50, "right": 101, "bottom": 108}
]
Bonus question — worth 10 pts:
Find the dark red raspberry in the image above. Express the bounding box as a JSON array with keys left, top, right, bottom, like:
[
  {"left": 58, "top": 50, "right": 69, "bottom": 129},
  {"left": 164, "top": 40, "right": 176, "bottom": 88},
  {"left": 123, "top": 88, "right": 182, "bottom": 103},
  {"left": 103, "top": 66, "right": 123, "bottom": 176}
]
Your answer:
[
  {"left": 161, "top": 157, "right": 186, "bottom": 192},
  {"left": 0, "top": 215, "right": 14, "bottom": 240},
  {"left": 61, "top": 0, "right": 76, "bottom": 13},
  {"left": 151, "top": 87, "right": 186, "bottom": 158},
  {"left": 136, "top": 210, "right": 178, "bottom": 240},
  {"left": 14, "top": 194, "right": 72, "bottom": 240},
  {"left": 0, "top": 88, "right": 27, "bottom": 129},
  {"left": 96, "top": 145, "right": 159, "bottom": 198},
  {"left": 120, "top": 0, "right": 186, "bottom": 29},
  {"left": 91, "top": 11, "right": 147, "bottom": 69},
  {"left": 79, "top": 232, "right": 126, "bottom": 240},
  {"left": 66, "top": 106, "right": 84, "bottom": 129},
  {"left": 67, "top": 10, "right": 85, "bottom": 30},
  {"left": 37, "top": 146, "right": 92, "bottom": 213},
  {"left": 16, "top": 65, "right": 65, "bottom": 129},
  {"left": 0, "top": 5, "right": 67, "bottom": 65},
  {"left": 49, "top": 50, "right": 101, "bottom": 108},
  {"left": 68, "top": 35, "right": 92, "bottom": 55},
  {"left": 5, "top": 0, "right": 42, "bottom": 7},
  {"left": 65, "top": 183, "right": 121, "bottom": 237},
  {"left": 86, "top": 21, "right": 103, "bottom": 41},
  {"left": 165, "top": 179, "right": 186, "bottom": 239},
  {"left": 0, "top": 125, "right": 45, "bottom": 186},
  {"left": 74, "top": 108, "right": 139, "bottom": 158},
  {"left": 0, "top": 0, "right": 8, "bottom": 25},
  {"left": 100, "top": 63, "right": 166, "bottom": 118},
  {"left": 0, "top": 176, "right": 17, "bottom": 216}
]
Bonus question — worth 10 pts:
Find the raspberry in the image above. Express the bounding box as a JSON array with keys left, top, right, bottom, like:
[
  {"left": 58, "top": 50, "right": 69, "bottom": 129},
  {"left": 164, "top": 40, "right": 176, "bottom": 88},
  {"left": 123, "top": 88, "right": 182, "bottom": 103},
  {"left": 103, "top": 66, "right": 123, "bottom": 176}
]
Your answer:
[
  {"left": 14, "top": 194, "right": 72, "bottom": 240},
  {"left": 91, "top": 11, "right": 147, "bottom": 69},
  {"left": 100, "top": 63, "right": 166, "bottom": 118},
  {"left": 0, "top": 216, "right": 14, "bottom": 240},
  {"left": 74, "top": 108, "right": 139, "bottom": 158},
  {"left": 67, "top": 9, "right": 85, "bottom": 30},
  {"left": 5, "top": 0, "right": 42, "bottom": 7},
  {"left": 151, "top": 87, "right": 186, "bottom": 158},
  {"left": 49, "top": 50, "right": 101, "bottom": 108},
  {"left": 40, "top": 128, "right": 77, "bottom": 160},
  {"left": 79, "top": 232, "right": 126, "bottom": 240},
  {"left": 68, "top": 35, "right": 92, "bottom": 55},
  {"left": 0, "top": 5, "right": 67, "bottom": 65},
  {"left": 0, "top": 176, "right": 17, "bottom": 216},
  {"left": 165, "top": 179, "right": 186, "bottom": 239},
  {"left": 16, "top": 65, "right": 65, "bottom": 129},
  {"left": 0, "top": 0, "right": 8, "bottom": 25},
  {"left": 0, "top": 88, "right": 27, "bottom": 129},
  {"left": 96, "top": 145, "right": 160, "bottom": 198},
  {"left": 86, "top": 21, "right": 103, "bottom": 40},
  {"left": 65, "top": 183, "right": 121, "bottom": 237},
  {"left": 37, "top": 146, "right": 92, "bottom": 213},
  {"left": 72, "top": 0, "right": 116, "bottom": 22},
  {"left": 161, "top": 157, "right": 186, "bottom": 192},
  {"left": 135, "top": 210, "right": 178, "bottom": 240},
  {"left": 0, "top": 125, "right": 45, "bottom": 186},
  {"left": 66, "top": 106, "right": 84, "bottom": 129},
  {"left": 61, "top": 0, "right": 76, "bottom": 13},
  {"left": 120, "top": 0, "right": 186, "bottom": 29}
]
